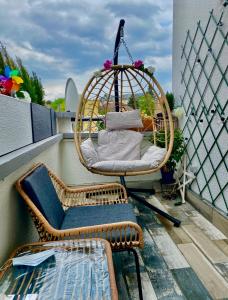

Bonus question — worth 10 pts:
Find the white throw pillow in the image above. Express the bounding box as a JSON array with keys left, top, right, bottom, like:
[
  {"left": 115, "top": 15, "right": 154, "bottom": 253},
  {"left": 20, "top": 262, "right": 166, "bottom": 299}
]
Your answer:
[
  {"left": 106, "top": 109, "right": 143, "bottom": 130},
  {"left": 97, "top": 130, "right": 143, "bottom": 161},
  {"left": 142, "top": 145, "right": 167, "bottom": 168},
  {"left": 80, "top": 138, "right": 99, "bottom": 167},
  {"left": 92, "top": 160, "right": 151, "bottom": 172}
]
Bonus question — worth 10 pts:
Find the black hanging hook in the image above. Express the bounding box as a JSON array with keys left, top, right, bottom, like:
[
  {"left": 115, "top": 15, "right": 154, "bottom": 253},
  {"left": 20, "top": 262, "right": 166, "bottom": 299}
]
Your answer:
[
  {"left": 113, "top": 19, "right": 125, "bottom": 112},
  {"left": 113, "top": 19, "right": 125, "bottom": 65}
]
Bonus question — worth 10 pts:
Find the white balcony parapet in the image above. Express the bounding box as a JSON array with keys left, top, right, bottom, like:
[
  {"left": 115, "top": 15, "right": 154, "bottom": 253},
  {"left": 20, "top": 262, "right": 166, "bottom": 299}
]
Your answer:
[
  {"left": 0, "top": 95, "right": 33, "bottom": 156},
  {"left": 0, "top": 134, "right": 63, "bottom": 181}
]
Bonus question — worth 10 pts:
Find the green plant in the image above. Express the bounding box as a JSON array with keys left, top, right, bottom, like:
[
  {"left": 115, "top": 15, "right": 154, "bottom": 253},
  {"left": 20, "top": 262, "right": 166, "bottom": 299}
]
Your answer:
[
  {"left": 50, "top": 98, "right": 65, "bottom": 112},
  {"left": 166, "top": 92, "right": 175, "bottom": 111},
  {"left": 127, "top": 95, "right": 138, "bottom": 109},
  {"left": 97, "top": 120, "right": 105, "bottom": 130},
  {"left": 127, "top": 88, "right": 156, "bottom": 116},
  {"left": 137, "top": 93, "right": 155, "bottom": 116},
  {"left": 156, "top": 129, "right": 185, "bottom": 170}
]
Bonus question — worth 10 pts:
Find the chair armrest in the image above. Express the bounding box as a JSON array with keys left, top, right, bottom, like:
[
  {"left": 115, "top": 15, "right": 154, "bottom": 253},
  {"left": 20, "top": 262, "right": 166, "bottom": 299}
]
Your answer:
[
  {"left": 61, "top": 183, "right": 128, "bottom": 207},
  {"left": 49, "top": 221, "right": 144, "bottom": 249}
]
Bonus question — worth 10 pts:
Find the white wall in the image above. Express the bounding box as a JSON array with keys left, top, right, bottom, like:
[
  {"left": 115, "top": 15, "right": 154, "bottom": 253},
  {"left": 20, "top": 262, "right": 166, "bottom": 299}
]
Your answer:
[
  {"left": 173, "top": 0, "right": 228, "bottom": 99},
  {"left": 173, "top": 0, "right": 228, "bottom": 214},
  {"left": 0, "top": 142, "right": 62, "bottom": 264}
]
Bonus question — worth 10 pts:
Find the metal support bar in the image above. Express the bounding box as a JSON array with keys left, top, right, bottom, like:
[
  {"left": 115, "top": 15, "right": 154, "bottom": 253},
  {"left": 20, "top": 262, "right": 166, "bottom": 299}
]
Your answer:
[
  {"left": 128, "top": 187, "right": 155, "bottom": 194},
  {"left": 129, "top": 191, "right": 181, "bottom": 227},
  {"left": 120, "top": 176, "right": 181, "bottom": 227}
]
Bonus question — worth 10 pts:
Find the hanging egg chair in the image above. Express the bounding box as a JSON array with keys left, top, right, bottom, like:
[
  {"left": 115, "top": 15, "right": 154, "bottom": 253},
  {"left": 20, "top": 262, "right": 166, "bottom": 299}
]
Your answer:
[
  {"left": 75, "top": 64, "right": 174, "bottom": 176},
  {"left": 74, "top": 19, "right": 180, "bottom": 227}
]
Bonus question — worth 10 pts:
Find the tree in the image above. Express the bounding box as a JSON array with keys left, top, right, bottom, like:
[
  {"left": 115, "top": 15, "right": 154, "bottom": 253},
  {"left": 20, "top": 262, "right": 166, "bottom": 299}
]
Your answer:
[
  {"left": 0, "top": 50, "right": 4, "bottom": 75},
  {"left": 50, "top": 98, "right": 65, "bottom": 112},
  {"left": 31, "top": 72, "right": 45, "bottom": 105}
]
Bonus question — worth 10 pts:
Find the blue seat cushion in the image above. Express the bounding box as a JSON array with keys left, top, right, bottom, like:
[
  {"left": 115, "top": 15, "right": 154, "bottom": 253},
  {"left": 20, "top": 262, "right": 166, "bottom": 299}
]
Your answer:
[
  {"left": 22, "top": 165, "right": 65, "bottom": 229},
  {"left": 61, "top": 203, "right": 137, "bottom": 240}
]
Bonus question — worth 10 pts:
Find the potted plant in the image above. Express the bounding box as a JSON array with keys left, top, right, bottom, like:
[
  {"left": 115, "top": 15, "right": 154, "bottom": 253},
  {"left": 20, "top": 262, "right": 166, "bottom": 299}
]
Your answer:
[
  {"left": 166, "top": 92, "right": 175, "bottom": 112},
  {"left": 156, "top": 129, "right": 185, "bottom": 184},
  {"left": 157, "top": 91, "right": 175, "bottom": 119}
]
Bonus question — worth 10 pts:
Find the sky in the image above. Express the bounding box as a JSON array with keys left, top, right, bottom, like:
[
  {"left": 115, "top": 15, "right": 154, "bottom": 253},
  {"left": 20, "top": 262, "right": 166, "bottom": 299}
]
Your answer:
[{"left": 0, "top": 0, "right": 173, "bottom": 100}]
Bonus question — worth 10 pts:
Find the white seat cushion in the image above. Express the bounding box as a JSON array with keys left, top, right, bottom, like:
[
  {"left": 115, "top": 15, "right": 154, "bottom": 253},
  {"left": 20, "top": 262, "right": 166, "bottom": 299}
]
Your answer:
[
  {"left": 141, "top": 145, "right": 167, "bottom": 168},
  {"left": 97, "top": 130, "right": 143, "bottom": 161},
  {"left": 80, "top": 135, "right": 166, "bottom": 172},
  {"left": 80, "top": 138, "right": 99, "bottom": 167},
  {"left": 106, "top": 110, "right": 143, "bottom": 130},
  {"left": 92, "top": 160, "right": 152, "bottom": 172}
]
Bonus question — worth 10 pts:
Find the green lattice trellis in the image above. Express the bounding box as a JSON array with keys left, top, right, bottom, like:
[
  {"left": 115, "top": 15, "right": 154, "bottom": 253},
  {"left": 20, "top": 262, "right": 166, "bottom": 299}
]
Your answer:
[{"left": 180, "top": 9, "right": 228, "bottom": 215}]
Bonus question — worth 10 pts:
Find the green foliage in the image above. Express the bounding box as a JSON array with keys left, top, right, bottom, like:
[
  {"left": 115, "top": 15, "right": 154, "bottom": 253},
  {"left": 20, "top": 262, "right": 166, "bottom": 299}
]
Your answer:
[
  {"left": 0, "top": 50, "right": 4, "bottom": 75},
  {"left": 128, "top": 95, "right": 138, "bottom": 109},
  {"left": 50, "top": 98, "right": 65, "bottom": 112},
  {"left": 31, "top": 72, "right": 45, "bottom": 105},
  {"left": 166, "top": 92, "right": 175, "bottom": 111},
  {"left": 97, "top": 120, "right": 105, "bottom": 130},
  {"left": 128, "top": 92, "right": 155, "bottom": 116},
  {"left": 156, "top": 129, "right": 185, "bottom": 170},
  {"left": 16, "top": 91, "right": 25, "bottom": 98},
  {"left": 98, "top": 107, "right": 107, "bottom": 115},
  {"left": 137, "top": 93, "right": 155, "bottom": 116},
  {"left": 0, "top": 43, "right": 45, "bottom": 105}
]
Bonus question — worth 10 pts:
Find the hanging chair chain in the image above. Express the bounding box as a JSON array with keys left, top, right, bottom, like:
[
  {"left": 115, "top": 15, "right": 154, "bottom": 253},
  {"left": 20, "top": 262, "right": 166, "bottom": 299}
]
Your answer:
[
  {"left": 113, "top": 28, "right": 134, "bottom": 64},
  {"left": 121, "top": 38, "right": 134, "bottom": 64}
]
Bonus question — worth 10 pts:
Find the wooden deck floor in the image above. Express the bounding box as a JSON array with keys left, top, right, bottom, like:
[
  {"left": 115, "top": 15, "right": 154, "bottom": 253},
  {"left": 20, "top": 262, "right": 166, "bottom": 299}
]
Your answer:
[{"left": 113, "top": 194, "right": 228, "bottom": 300}]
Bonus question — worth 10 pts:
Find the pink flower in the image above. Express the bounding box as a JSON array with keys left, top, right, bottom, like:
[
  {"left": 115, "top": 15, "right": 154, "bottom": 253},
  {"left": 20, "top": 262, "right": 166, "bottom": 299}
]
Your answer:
[
  {"left": 103, "top": 60, "right": 113, "bottom": 70},
  {"left": 134, "top": 60, "right": 143, "bottom": 68}
]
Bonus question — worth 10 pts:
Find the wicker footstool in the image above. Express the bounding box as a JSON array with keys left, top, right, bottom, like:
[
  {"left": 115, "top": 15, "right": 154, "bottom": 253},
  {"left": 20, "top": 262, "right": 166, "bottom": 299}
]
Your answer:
[{"left": 0, "top": 239, "right": 118, "bottom": 300}]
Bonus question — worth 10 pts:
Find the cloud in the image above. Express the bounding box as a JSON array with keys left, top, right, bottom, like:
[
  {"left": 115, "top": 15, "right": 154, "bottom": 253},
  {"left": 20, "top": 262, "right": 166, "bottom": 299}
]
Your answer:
[
  {"left": 0, "top": 0, "right": 173, "bottom": 100},
  {"left": 144, "top": 55, "right": 172, "bottom": 72},
  {"left": 44, "top": 67, "right": 98, "bottom": 99},
  {"left": 2, "top": 39, "right": 74, "bottom": 80}
]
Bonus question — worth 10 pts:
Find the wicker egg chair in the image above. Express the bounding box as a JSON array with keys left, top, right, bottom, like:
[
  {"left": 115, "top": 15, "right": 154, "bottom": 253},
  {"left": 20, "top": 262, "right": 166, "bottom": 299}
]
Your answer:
[
  {"left": 75, "top": 64, "right": 174, "bottom": 175},
  {"left": 74, "top": 20, "right": 181, "bottom": 227},
  {"left": 75, "top": 65, "right": 180, "bottom": 227}
]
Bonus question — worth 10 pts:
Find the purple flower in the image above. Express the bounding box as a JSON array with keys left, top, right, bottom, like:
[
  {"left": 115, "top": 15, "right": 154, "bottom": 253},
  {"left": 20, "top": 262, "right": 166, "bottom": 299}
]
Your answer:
[
  {"left": 103, "top": 60, "right": 113, "bottom": 70},
  {"left": 134, "top": 60, "right": 143, "bottom": 68}
]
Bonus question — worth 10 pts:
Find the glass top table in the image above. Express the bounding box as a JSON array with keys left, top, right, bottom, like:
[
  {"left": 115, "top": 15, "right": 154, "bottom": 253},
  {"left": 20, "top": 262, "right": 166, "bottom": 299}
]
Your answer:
[{"left": 0, "top": 239, "right": 118, "bottom": 300}]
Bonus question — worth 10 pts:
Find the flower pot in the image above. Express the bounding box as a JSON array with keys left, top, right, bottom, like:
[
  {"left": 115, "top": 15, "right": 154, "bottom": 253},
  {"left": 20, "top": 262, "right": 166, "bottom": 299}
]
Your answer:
[
  {"left": 131, "top": 115, "right": 154, "bottom": 132},
  {"left": 142, "top": 115, "right": 154, "bottom": 131},
  {"left": 161, "top": 166, "right": 175, "bottom": 184}
]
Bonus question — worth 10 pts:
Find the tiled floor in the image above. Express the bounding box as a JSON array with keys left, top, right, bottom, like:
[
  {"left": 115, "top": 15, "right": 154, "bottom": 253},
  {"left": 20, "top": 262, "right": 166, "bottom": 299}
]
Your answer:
[{"left": 113, "top": 194, "right": 228, "bottom": 300}]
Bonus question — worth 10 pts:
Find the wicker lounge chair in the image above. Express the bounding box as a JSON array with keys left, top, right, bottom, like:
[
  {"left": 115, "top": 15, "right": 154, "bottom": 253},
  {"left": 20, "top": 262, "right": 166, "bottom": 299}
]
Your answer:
[{"left": 16, "top": 162, "right": 144, "bottom": 299}]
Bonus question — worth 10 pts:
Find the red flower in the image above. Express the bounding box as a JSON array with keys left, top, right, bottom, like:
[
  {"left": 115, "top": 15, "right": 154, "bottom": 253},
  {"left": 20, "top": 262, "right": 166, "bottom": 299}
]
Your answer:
[
  {"left": 103, "top": 60, "right": 113, "bottom": 70},
  {"left": 134, "top": 60, "right": 143, "bottom": 68}
]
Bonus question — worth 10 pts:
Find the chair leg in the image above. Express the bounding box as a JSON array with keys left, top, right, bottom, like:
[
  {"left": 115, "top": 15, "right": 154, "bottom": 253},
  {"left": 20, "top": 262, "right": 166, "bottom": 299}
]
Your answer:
[
  {"left": 128, "top": 248, "right": 143, "bottom": 300},
  {"left": 120, "top": 175, "right": 155, "bottom": 194},
  {"left": 120, "top": 176, "right": 181, "bottom": 227},
  {"left": 128, "top": 187, "right": 155, "bottom": 194},
  {"left": 115, "top": 249, "right": 143, "bottom": 300}
]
